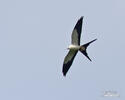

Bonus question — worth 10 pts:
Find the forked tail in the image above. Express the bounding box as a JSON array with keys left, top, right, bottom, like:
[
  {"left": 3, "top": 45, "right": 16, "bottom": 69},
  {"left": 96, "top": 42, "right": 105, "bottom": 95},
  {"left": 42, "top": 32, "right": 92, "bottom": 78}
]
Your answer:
[{"left": 79, "top": 39, "right": 97, "bottom": 61}]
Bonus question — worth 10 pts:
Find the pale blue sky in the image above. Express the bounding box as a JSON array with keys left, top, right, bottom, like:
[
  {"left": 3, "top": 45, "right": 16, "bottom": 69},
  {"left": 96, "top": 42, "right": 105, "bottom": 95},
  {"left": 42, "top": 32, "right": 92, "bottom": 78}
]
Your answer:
[{"left": 0, "top": 0, "right": 125, "bottom": 100}]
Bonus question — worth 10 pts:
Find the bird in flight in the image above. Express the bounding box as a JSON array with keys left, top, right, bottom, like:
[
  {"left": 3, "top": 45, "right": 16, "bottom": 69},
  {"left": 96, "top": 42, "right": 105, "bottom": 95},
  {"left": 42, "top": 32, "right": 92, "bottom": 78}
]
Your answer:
[{"left": 62, "top": 16, "right": 97, "bottom": 76}]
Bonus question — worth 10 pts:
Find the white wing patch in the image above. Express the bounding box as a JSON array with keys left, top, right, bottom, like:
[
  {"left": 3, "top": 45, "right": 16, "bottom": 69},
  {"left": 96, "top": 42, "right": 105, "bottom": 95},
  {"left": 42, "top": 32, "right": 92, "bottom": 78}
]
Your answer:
[
  {"left": 64, "top": 50, "right": 77, "bottom": 64},
  {"left": 72, "top": 29, "right": 79, "bottom": 45}
]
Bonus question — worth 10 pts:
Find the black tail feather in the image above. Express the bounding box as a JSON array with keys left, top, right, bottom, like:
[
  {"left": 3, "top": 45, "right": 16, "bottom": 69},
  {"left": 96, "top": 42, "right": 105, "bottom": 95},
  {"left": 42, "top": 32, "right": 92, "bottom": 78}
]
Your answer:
[
  {"left": 81, "top": 51, "right": 92, "bottom": 61},
  {"left": 79, "top": 39, "right": 97, "bottom": 61},
  {"left": 83, "top": 39, "right": 97, "bottom": 49}
]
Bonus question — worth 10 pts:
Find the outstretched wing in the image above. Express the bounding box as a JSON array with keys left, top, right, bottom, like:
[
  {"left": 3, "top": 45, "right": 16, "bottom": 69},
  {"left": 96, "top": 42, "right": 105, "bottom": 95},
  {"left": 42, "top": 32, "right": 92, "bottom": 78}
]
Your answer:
[
  {"left": 62, "top": 50, "right": 78, "bottom": 76},
  {"left": 71, "top": 16, "right": 83, "bottom": 45}
]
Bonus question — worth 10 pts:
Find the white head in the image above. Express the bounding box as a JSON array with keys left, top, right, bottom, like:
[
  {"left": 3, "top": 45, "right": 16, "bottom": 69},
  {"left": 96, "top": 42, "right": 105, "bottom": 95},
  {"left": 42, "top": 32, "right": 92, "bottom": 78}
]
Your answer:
[{"left": 67, "top": 45, "right": 72, "bottom": 50}]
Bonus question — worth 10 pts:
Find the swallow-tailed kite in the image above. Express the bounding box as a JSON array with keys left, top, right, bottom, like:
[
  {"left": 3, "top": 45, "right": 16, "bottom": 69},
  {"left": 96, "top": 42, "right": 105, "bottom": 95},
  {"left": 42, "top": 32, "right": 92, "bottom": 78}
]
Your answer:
[{"left": 62, "top": 16, "right": 97, "bottom": 76}]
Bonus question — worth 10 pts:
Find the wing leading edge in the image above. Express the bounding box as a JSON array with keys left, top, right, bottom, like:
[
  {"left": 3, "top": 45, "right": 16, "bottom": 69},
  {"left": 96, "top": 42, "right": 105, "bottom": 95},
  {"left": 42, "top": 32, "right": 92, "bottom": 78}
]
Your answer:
[{"left": 71, "top": 16, "right": 83, "bottom": 45}]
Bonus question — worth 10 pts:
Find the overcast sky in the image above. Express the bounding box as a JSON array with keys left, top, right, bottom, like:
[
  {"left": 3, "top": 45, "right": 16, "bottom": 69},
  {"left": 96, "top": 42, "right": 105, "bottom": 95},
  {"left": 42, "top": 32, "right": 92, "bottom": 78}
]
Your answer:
[{"left": 0, "top": 0, "right": 125, "bottom": 100}]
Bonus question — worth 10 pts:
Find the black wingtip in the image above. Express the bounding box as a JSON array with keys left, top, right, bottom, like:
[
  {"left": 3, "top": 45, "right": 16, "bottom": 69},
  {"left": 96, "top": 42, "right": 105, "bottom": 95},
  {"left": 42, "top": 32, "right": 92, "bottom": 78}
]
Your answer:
[
  {"left": 62, "top": 64, "right": 68, "bottom": 77},
  {"left": 79, "top": 16, "right": 84, "bottom": 21},
  {"left": 80, "top": 16, "right": 84, "bottom": 19},
  {"left": 63, "top": 73, "right": 66, "bottom": 77},
  {"left": 62, "top": 69, "right": 67, "bottom": 76}
]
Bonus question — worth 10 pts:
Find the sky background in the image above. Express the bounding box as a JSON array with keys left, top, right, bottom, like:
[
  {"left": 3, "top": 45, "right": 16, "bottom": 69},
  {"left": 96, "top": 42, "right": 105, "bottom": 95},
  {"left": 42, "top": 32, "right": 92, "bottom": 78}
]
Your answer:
[{"left": 0, "top": 0, "right": 125, "bottom": 100}]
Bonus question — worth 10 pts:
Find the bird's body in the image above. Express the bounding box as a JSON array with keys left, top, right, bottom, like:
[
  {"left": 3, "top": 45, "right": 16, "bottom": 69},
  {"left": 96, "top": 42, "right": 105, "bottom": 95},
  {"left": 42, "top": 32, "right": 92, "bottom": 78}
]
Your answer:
[
  {"left": 62, "top": 16, "right": 97, "bottom": 76},
  {"left": 68, "top": 44, "right": 80, "bottom": 50}
]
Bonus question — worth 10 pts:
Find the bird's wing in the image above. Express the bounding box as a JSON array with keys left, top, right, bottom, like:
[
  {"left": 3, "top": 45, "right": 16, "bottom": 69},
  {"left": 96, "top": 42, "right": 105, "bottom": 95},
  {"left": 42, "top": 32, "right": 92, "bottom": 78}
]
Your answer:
[
  {"left": 71, "top": 16, "right": 83, "bottom": 45},
  {"left": 62, "top": 50, "right": 78, "bottom": 76}
]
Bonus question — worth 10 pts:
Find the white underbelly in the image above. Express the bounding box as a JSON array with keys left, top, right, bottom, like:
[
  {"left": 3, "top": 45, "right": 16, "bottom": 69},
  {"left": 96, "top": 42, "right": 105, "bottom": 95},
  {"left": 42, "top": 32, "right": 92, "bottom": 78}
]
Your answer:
[{"left": 68, "top": 45, "right": 80, "bottom": 50}]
